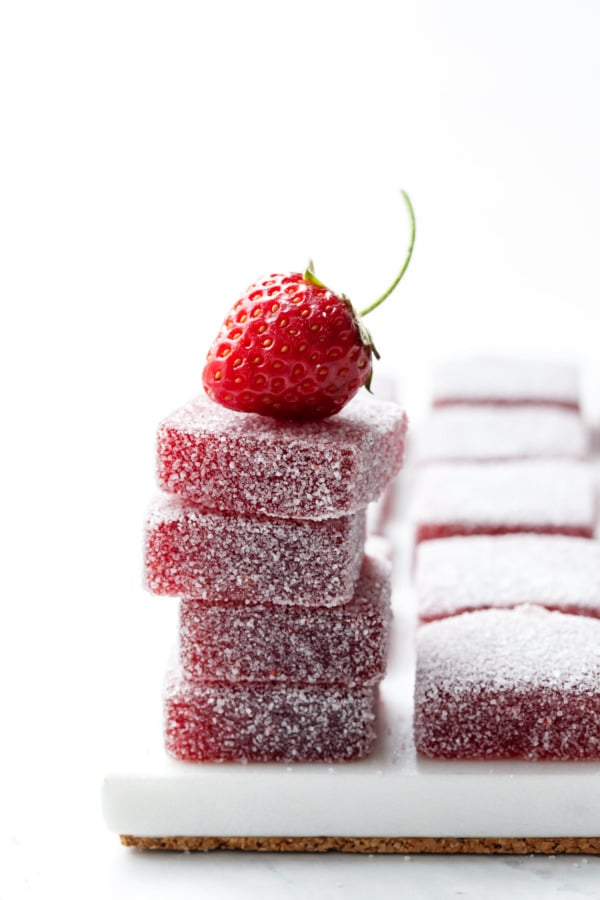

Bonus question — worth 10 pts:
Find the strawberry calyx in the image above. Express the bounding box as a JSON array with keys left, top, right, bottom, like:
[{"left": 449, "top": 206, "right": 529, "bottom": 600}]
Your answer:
[
  {"left": 303, "top": 260, "right": 327, "bottom": 290},
  {"left": 303, "top": 260, "right": 380, "bottom": 364}
]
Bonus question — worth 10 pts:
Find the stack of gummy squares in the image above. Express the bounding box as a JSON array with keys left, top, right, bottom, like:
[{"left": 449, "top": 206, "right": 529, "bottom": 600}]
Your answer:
[
  {"left": 410, "top": 358, "right": 600, "bottom": 760},
  {"left": 144, "top": 391, "right": 408, "bottom": 763}
]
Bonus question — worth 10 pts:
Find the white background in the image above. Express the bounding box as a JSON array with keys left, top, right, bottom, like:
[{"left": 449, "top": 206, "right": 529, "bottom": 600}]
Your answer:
[{"left": 2, "top": 1, "right": 600, "bottom": 897}]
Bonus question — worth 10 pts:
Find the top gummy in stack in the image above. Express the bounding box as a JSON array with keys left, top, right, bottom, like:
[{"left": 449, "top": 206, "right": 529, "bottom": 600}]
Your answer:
[{"left": 157, "top": 393, "right": 408, "bottom": 521}]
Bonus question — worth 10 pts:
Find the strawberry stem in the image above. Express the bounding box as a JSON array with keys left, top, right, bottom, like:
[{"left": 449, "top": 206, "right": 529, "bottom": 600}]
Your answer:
[
  {"left": 359, "top": 190, "right": 415, "bottom": 318},
  {"left": 304, "top": 260, "right": 328, "bottom": 289}
]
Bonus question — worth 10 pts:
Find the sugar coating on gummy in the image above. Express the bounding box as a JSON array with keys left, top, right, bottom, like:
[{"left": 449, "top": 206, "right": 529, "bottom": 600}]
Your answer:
[
  {"left": 156, "top": 393, "right": 408, "bottom": 520},
  {"left": 416, "top": 535, "right": 600, "bottom": 622},
  {"left": 410, "top": 461, "right": 596, "bottom": 543},
  {"left": 178, "top": 547, "right": 392, "bottom": 686},
  {"left": 164, "top": 675, "right": 379, "bottom": 762},
  {"left": 145, "top": 493, "right": 365, "bottom": 606},
  {"left": 415, "top": 606, "right": 600, "bottom": 759},
  {"left": 414, "top": 407, "right": 588, "bottom": 463},
  {"left": 432, "top": 357, "right": 580, "bottom": 410}
]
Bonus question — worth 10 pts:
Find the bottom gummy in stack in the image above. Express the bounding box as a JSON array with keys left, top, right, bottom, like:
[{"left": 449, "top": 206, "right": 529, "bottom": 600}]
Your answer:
[{"left": 165, "top": 678, "right": 379, "bottom": 763}]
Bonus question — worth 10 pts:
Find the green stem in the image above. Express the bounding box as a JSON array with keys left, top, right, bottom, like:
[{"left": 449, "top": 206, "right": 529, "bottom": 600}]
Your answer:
[{"left": 359, "top": 190, "right": 416, "bottom": 318}]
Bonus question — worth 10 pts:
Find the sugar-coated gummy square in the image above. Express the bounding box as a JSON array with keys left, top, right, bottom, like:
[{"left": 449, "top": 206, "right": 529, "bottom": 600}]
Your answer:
[
  {"left": 416, "top": 535, "right": 600, "bottom": 622},
  {"left": 178, "top": 546, "right": 392, "bottom": 686},
  {"left": 432, "top": 357, "right": 580, "bottom": 410},
  {"left": 414, "top": 606, "right": 600, "bottom": 760},
  {"left": 164, "top": 673, "right": 379, "bottom": 762},
  {"left": 410, "top": 461, "right": 596, "bottom": 543},
  {"left": 156, "top": 393, "right": 408, "bottom": 520},
  {"left": 414, "top": 407, "right": 588, "bottom": 464},
  {"left": 145, "top": 493, "right": 365, "bottom": 606}
]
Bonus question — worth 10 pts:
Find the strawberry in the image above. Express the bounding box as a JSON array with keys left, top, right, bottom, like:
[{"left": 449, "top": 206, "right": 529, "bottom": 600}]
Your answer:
[
  {"left": 202, "top": 269, "right": 374, "bottom": 420},
  {"left": 203, "top": 191, "right": 415, "bottom": 421}
]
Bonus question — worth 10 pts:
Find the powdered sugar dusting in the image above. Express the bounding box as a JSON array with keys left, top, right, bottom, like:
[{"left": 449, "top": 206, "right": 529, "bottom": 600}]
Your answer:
[
  {"left": 418, "top": 606, "right": 600, "bottom": 691},
  {"left": 156, "top": 393, "right": 408, "bottom": 520},
  {"left": 145, "top": 492, "right": 365, "bottom": 606},
  {"left": 432, "top": 357, "right": 580, "bottom": 408},
  {"left": 410, "top": 461, "right": 596, "bottom": 536},
  {"left": 415, "top": 606, "right": 600, "bottom": 759},
  {"left": 415, "top": 407, "right": 588, "bottom": 463},
  {"left": 416, "top": 534, "right": 600, "bottom": 621}
]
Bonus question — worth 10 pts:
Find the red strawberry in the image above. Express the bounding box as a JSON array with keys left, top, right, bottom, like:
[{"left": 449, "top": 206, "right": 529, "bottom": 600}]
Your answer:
[{"left": 203, "top": 192, "right": 415, "bottom": 421}]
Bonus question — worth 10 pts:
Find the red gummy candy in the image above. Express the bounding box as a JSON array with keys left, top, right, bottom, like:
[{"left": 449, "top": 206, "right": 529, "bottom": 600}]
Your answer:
[
  {"left": 178, "top": 547, "right": 392, "bottom": 686},
  {"left": 156, "top": 393, "right": 407, "bottom": 521},
  {"left": 164, "top": 675, "right": 379, "bottom": 763},
  {"left": 414, "top": 606, "right": 600, "bottom": 760},
  {"left": 415, "top": 407, "right": 588, "bottom": 464},
  {"left": 432, "top": 358, "right": 580, "bottom": 411},
  {"left": 145, "top": 493, "right": 365, "bottom": 607},
  {"left": 411, "top": 461, "right": 595, "bottom": 544},
  {"left": 416, "top": 534, "right": 600, "bottom": 623}
]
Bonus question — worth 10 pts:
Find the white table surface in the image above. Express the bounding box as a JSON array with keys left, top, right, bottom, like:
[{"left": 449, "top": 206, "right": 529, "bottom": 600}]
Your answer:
[{"left": 6, "top": 815, "right": 600, "bottom": 900}]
